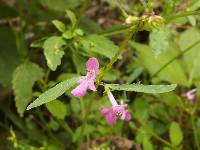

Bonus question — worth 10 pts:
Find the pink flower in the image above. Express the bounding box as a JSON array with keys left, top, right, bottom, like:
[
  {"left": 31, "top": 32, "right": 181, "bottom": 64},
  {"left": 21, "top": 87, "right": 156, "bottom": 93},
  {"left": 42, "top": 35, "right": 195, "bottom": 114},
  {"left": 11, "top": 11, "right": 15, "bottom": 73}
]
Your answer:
[
  {"left": 101, "top": 92, "right": 131, "bottom": 125},
  {"left": 71, "top": 57, "right": 99, "bottom": 98},
  {"left": 183, "top": 89, "right": 196, "bottom": 102}
]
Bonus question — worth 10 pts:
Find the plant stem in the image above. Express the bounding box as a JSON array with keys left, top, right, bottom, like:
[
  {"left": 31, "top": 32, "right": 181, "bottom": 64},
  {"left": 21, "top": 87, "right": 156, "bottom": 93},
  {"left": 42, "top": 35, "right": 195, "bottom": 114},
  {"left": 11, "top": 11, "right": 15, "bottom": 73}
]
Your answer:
[
  {"left": 191, "top": 114, "right": 200, "bottom": 150},
  {"left": 165, "top": 11, "right": 200, "bottom": 22},
  {"left": 57, "top": 119, "right": 73, "bottom": 138},
  {"left": 78, "top": 97, "right": 94, "bottom": 149},
  {"left": 151, "top": 40, "right": 200, "bottom": 78},
  {"left": 97, "top": 28, "right": 137, "bottom": 85},
  {"left": 100, "top": 26, "right": 131, "bottom": 36}
]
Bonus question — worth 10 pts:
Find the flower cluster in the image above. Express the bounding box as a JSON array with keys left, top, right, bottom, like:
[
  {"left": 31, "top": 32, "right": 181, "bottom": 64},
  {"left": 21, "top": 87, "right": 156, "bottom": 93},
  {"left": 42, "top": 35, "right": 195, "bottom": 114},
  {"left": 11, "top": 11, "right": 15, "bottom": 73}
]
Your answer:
[
  {"left": 183, "top": 89, "right": 196, "bottom": 103},
  {"left": 71, "top": 57, "right": 99, "bottom": 98},
  {"left": 71, "top": 57, "right": 131, "bottom": 125},
  {"left": 101, "top": 92, "right": 131, "bottom": 125}
]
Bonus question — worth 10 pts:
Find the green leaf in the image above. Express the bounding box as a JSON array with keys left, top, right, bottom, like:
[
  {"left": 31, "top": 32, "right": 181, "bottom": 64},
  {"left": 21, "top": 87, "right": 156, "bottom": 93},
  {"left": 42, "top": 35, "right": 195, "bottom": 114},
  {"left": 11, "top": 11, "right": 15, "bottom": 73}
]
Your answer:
[
  {"left": 103, "top": 69, "right": 120, "bottom": 82},
  {"left": 43, "top": 36, "right": 66, "bottom": 71},
  {"left": 106, "top": 84, "right": 177, "bottom": 93},
  {"left": 127, "top": 67, "right": 144, "bottom": 84},
  {"left": 66, "top": 10, "right": 77, "bottom": 28},
  {"left": 39, "top": 0, "right": 80, "bottom": 12},
  {"left": 81, "top": 34, "right": 118, "bottom": 59},
  {"left": 12, "top": 62, "right": 43, "bottom": 116},
  {"left": 46, "top": 100, "right": 67, "bottom": 119},
  {"left": 131, "top": 41, "right": 188, "bottom": 86},
  {"left": 27, "top": 77, "right": 80, "bottom": 110},
  {"left": 30, "top": 37, "right": 47, "bottom": 48},
  {"left": 72, "top": 52, "right": 87, "bottom": 74},
  {"left": 179, "top": 28, "right": 200, "bottom": 84},
  {"left": 169, "top": 122, "right": 183, "bottom": 146},
  {"left": 149, "top": 29, "right": 171, "bottom": 57},
  {"left": 62, "top": 30, "right": 74, "bottom": 39},
  {"left": 52, "top": 20, "right": 66, "bottom": 32},
  {"left": 143, "top": 137, "right": 154, "bottom": 150}
]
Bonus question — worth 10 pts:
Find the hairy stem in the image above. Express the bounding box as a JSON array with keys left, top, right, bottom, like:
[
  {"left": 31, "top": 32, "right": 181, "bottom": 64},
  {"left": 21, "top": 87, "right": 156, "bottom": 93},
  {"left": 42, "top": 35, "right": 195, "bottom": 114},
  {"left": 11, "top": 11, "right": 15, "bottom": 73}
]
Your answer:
[
  {"left": 97, "top": 28, "right": 137, "bottom": 85},
  {"left": 78, "top": 97, "right": 94, "bottom": 149}
]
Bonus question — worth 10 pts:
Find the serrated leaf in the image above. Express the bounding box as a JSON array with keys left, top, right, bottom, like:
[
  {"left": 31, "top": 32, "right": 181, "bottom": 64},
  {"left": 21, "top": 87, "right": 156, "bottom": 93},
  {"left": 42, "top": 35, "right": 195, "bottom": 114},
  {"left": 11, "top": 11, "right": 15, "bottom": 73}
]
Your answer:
[
  {"left": 12, "top": 62, "right": 43, "bottom": 116},
  {"left": 52, "top": 20, "right": 66, "bottom": 32},
  {"left": 81, "top": 34, "right": 118, "bottom": 59},
  {"left": 43, "top": 36, "right": 66, "bottom": 71},
  {"left": 149, "top": 29, "right": 170, "bottom": 57},
  {"left": 27, "top": 77, "right": 80, "bottom": 110},
  {"left": 66, "top": 10, "right": 77, "bottom": 28},
  {"left": 106, "top": 84, "right": 176, "bottom": 93},
  {"left": 46, "top": 100, "right": 67, "bottom": 119},
  {"left": 169, "top": 122, "right": 183, "bottom": 146}
]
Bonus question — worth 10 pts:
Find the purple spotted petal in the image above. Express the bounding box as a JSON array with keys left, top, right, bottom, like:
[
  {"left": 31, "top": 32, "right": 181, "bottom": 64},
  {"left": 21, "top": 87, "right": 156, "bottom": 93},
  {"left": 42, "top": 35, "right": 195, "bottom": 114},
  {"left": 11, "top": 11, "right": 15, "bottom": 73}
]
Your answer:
[
  {"left": 121, "top": 111, "right": 132, "bottom": 121},
  {"left": 86, "top": 57, "right": 99, "bottom": 74},
  {"left": 71, "top": 57, "right": 99, "bottom": 98}
]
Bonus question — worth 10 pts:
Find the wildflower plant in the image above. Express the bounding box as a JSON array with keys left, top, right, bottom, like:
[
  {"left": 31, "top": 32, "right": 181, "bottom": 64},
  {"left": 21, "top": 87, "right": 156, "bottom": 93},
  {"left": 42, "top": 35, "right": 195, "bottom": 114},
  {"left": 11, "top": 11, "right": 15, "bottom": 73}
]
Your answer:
[{"left": 1, "top": 0, "right": 200, "bottom": 150}]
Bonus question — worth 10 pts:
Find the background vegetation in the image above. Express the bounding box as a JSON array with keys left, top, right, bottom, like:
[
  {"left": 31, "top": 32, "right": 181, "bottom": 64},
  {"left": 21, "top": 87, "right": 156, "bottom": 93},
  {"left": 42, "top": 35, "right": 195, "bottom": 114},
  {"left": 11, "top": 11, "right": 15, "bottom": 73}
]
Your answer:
[{"left": 0, "top": 0, "right": 200, "bottom": 149}]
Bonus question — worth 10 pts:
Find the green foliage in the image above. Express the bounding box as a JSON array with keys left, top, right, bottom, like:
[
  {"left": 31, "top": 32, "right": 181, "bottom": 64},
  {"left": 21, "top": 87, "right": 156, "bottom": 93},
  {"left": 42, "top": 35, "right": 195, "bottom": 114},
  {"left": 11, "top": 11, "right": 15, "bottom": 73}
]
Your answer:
[
  {"left": 149, "top": 28, "right": 171, "bottom": 57},
  {"left": 43, "top": 36, "right": 66, "bottom": 71},
  {"left": 27, "top": 77, "right": 79, "bottom": 110},
  {"left": 106, "top": 83, "right": 176, "bottom": 93},
  {"left": 0, "top": 26, "right": 19, "bottom": 87},
  {"left": 179, "top": 28, "right": 200, "bottom": 84},
  {"left": 12, "top": 62, "right": 43, "bottom": 116},
  {"left": 126, "top": 67, "right": 144, "bottom": 84},
  {"left": 169, "top": 122, "right": 183, "bottom": 146},
  {"left": 30, "top": 38, "right": 47, "bottom": 48},
  {"left": 131, "top": 41, "right": 188, "bottom": 86},
  {"left": 66, "top": 10, "right": 77, "bottom": 28},
  {"left": 1, "top": 1, "right": 200, "bottom": 150},
  {"left": 46, "top": 100, "right": 67, "bottom": 119},
  {"left": 52, "top": 20, "right": 66, "bottom": 32},
  {"left": 81, "top": 34, "right": 118, "bottom": 59},
  {"left": 143, "top": 137, "right": 154, "bottom": 150},
  {"left": 39, "top": 0, "right": 80, "bottom": 12}
]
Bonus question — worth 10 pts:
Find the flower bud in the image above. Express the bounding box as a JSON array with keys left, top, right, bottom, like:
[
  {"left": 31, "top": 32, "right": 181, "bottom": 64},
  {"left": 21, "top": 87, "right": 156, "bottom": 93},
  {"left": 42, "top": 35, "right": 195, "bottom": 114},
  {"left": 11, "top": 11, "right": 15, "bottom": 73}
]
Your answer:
[{"left": 125, "top": 16, "right": 139, "bottom": 24}]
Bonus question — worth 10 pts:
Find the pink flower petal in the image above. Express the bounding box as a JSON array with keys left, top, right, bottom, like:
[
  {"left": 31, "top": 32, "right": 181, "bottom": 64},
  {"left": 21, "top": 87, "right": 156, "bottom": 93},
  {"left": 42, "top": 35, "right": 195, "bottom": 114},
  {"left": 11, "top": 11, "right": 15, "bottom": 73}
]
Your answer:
[
  {"left": 71, "top": 82, "right": 88, "bottom": 98},
  {"left": 101, "top": 108, "right": 112, "bottom": 116},
  {"left": 88, "top": 82, "right": 96, "bottom": 91},
  {"left": 86, "top": 57, "right": 99, "bottom": 74},
  {"left": 121, "top": 112, "right": 132, "bottom": 121},
  {"left": 101, "top": 107, "right": 116, "bottom": 125},
  {"left": 105, "top": 111, "right": 116, "bottom": 126},
  {"left": 77, "top": 77, "right": 85, "bottom": 84}
]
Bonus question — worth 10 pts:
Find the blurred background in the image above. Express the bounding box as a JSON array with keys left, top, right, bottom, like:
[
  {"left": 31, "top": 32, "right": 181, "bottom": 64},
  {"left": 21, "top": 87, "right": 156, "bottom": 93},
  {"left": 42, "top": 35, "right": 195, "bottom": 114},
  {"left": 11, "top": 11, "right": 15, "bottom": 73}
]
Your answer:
[{"left": 0, "top": 0, "right": 200, "bottom": 150}]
